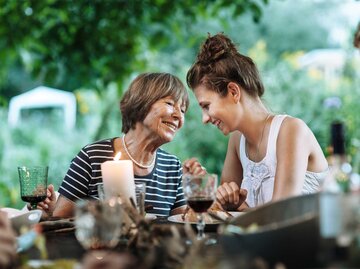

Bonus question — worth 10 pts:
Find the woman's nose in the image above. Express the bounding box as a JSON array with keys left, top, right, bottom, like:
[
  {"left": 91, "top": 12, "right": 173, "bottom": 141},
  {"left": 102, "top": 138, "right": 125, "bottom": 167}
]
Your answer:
[
  {"left": 202, "top": 113, "right": 210, "bottom": 124},
  {"left": 172, "top": 106, "right": 181, "bottom": 118}
]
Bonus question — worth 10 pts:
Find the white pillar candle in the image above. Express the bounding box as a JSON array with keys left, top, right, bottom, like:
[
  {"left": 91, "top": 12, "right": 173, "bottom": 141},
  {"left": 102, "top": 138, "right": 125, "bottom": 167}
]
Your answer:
[{"left": 101, "top": 152, "right": 136, "bottom": 203}]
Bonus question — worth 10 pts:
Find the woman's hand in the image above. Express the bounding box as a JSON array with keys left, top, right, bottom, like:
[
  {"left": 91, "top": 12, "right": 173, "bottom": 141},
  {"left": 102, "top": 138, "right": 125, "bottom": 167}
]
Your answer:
[
  {"left": 0, "top": 212, "right": 16, "bottom": 268},
  {"left": 182, "top": 158, "right": 207, "bottom": 176},
  {"left": 36, "top": 184, "right": 57, "bottom": 219},
  {"left": 216, "top": 182, "right": 247, "bottom": 211}
]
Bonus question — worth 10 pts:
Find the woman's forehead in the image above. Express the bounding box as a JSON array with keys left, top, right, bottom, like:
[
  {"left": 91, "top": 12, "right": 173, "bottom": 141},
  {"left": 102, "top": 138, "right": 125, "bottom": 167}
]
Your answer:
[
  {"left": 163, "top": 95, "right": 187, "bottom": 104},
  {"left": 194, "top": 84, "right": 211, "bottom": 96}
]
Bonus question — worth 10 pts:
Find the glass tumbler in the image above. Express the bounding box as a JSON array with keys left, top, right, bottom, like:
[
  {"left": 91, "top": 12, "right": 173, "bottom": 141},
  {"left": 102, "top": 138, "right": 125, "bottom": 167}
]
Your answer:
[
  {"left": 18, "top": 166, "right": 48, "bottom": 210},
  {"left": 75, "top": 199, "right": 122, "bottom": 251}
]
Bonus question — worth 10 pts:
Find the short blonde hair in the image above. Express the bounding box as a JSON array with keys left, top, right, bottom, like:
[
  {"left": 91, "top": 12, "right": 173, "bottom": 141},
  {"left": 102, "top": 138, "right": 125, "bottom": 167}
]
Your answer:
[{"left": 120, "top": 73, "right": 189, "bottom": 133}]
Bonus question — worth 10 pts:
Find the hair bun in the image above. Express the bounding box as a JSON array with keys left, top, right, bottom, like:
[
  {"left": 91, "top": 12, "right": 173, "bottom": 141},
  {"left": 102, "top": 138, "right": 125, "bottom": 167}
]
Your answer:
[{"left": 197, "top": 33, "right": 238, "bottom": 65}]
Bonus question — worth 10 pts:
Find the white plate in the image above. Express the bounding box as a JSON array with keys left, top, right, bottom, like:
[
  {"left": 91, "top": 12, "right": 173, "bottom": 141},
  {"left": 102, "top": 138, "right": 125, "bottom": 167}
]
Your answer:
[
  {"left": 145, "top": 213, "right": 157, "bottom": 220},
  {"left": 168, "top": 211, "right": 244, "bottom": 224},
  {"left": 0, "top": 207, "right": 42, "bottom": 231},
  {"left": 27, "top": 260, "right": 80, "bottom": 269},
  {"left": 27, "top": 260, "right": 54, "bottom": 268}
]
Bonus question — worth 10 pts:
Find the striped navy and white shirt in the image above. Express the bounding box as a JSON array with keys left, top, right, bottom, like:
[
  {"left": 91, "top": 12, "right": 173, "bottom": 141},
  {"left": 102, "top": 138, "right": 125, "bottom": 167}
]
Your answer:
[{"left": 58, "top": 138, "right": 186, "bottom": 216}]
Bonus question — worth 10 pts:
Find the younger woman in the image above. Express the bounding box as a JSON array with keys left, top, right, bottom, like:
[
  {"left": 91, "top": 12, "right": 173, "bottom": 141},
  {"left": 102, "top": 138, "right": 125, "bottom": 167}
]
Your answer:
[{"left": 186, "top": 33, "right": 328, "bottom": 210}]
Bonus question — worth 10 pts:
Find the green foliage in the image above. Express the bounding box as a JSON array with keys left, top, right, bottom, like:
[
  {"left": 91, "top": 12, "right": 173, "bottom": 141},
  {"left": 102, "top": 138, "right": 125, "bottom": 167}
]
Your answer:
[
  {"left": 220, "top": 1, "right": 339, "bottom": 57},
  {"left": 0, "top": 0, "right": 268, "bottom": 94},
  {"left": 0, "top": 88, "right": 106, "bottom": 208},
  {"left": 0, "top": 0, "right": 269, "bottom": 141}
]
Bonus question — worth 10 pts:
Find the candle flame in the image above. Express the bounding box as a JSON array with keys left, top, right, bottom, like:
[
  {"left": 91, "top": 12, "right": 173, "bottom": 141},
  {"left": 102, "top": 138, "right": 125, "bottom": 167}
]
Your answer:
[{"left": 114, "top": 152, "right": 122, "bottom": 161}]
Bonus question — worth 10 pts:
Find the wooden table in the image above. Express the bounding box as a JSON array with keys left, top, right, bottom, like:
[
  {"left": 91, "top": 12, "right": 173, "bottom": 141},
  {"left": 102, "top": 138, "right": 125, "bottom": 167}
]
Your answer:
[{"left": 19, "top": 216, "right": 360, "bottom": 269}]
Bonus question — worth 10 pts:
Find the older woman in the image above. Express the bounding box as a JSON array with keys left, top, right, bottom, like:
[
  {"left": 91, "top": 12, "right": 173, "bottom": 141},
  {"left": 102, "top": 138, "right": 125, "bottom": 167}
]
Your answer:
[
  {"left": 40, "top": 72, "right": 204, "bottom": 217},
  {"left": 186, "top": 33, "right": 328, "bottom": 210}
]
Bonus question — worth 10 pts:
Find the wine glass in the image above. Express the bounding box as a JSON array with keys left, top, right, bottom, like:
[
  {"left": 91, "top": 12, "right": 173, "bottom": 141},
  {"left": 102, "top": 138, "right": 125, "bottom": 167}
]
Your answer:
[
  {"left": 18, "top": 166, "right": 48, "bottom": 210},
  {"left": 182, "top": 173, "right": 218, "bottom": 244},
  {"left": 75, "top": 199, "right": 123, "bottom": 258},
  {"left": 135, "top": 182, "right": 146, "bottom": 216}
]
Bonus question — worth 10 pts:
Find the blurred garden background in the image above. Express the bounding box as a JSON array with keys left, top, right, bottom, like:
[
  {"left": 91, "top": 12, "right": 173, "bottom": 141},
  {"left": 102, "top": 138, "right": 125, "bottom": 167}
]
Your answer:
[{"left": 0, "top": 0, "right": 359, "bottom": 208}]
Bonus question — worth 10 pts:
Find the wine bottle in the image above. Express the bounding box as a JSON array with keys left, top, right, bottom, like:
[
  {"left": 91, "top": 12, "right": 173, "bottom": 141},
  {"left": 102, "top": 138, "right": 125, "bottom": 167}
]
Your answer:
[{"left": 325, "top": 121, "right": 352, "bottom": 193}]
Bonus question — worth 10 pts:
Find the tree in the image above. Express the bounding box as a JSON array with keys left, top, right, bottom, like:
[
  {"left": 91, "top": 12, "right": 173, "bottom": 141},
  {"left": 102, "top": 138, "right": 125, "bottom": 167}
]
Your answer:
[
  {"left": 211, "top": 0, "right": 342, "bottom": 58},
  {"left": 0, "top": 0, "right": 268, "bottom": 139},
  {"left": 0, "top": 0, "right": 268, "bottom": 92}
]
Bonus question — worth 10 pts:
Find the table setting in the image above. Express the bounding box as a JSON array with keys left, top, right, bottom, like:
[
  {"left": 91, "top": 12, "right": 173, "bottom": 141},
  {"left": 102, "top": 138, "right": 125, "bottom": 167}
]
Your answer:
[
  {"left": 15, "top": 193, "right": 360, "bottom": 269},
  {"left": 9, "top": 166, "right": 243, "bottom": 269},
  {"left": 2, "top": 161, "right": 360, "bottom": 269}
]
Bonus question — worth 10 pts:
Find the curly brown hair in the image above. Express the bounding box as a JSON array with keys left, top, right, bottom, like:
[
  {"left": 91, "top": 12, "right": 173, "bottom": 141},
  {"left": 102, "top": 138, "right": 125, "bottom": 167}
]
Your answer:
[
  {"left": 120, "top": 73, "right": 189, "bottom": 133},
  {"left": 186, "top": 33, "right": 264, "bottom": 97}
]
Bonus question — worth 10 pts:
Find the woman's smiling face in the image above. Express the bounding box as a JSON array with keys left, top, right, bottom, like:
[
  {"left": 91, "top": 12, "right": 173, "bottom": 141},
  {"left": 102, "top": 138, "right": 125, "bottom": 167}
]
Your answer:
[
  {"left": 194, "top": 84, "right": 236, "bottom": 136},
  {"left": 142, "top": 96, "right": 186, "bottom": 142}
]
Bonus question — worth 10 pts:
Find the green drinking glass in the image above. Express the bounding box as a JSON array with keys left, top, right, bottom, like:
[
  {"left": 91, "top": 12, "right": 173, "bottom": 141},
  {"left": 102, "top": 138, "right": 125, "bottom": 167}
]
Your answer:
[{"left": 18, "top": 166, "right": 48, "bottom": 210}]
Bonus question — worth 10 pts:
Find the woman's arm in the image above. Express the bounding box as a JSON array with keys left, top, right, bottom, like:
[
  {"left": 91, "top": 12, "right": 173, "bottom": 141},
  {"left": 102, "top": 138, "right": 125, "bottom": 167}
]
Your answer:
[
  {"left": 36, "top": 184, "right": 57, "bottom": 219},
  {"left": 170, "top": 205, "right": 187, "bottom": 216},
  {"left": 217, "top": 132, "right": 247, "bottom": 210},
  {"left": 52, "top": 195, "right": 76, "bottom": 218},
  {"left": 182, "top": 157, "right": 206, "bottom": 176},
  {"left": 221, "top": 131, "right": 243, "bottom": 185},
  {"left": 52, "top": 147, "right": 93, "bottom": 217},
  {"left": 273, "top": 117, "right": 327, "bottom": 200}
]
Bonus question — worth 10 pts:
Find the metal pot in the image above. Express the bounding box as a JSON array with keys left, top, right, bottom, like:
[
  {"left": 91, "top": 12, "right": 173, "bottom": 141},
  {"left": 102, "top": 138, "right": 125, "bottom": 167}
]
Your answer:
[{"left": 219, "top": 193, "right": 320, "bottom": 268}]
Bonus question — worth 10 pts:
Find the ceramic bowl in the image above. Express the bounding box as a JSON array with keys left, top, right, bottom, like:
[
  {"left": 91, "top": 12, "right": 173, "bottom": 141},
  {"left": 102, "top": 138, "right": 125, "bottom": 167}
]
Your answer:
[{"left": 1, "top": 207, "right": 42, "bottom": 231}]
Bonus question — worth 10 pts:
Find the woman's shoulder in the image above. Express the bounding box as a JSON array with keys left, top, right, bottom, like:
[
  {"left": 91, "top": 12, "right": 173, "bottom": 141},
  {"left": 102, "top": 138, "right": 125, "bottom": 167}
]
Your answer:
[
  {"left": 157, "top": 148, "right": 181, "bottom": 163},
  {"left": 281, "top": 116, "right": 309, "bottom": 132},
  {"left": 81, "top": 137, "right": 116, "bottom": 155},
  {"left": 279, "top": 116, "right": 316, "bottom": 142}
]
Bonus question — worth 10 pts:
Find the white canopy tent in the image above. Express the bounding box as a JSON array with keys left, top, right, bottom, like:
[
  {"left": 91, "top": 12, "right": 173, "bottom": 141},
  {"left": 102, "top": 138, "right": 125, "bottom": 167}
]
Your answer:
[
  {"left": 8, "top": 86, "right": 76, "bottom": 130},
  {"left": 298, "top": 49, "right": 346, "bottom": 81}
]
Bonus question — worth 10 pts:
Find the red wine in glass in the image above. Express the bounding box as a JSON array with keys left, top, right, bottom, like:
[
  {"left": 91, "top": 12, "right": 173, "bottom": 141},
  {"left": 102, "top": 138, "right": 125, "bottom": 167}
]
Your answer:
[
  {"left": 18, "top": 166, "right": 48, "bottom": 210},
  {"left": 187, "top": 197, "right": 214, "bottom": 213},
  {"left": 21, "top": 195, "right": 47, "bottom": 205},
  {"left": 182, "top": 173, "right": 218, "bottom": 244}
]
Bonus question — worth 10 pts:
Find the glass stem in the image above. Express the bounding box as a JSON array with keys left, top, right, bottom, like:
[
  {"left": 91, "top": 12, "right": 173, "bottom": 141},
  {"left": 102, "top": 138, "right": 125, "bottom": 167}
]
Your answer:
[
  {"left": 196, "top": 213, "right": 205, "bottom": 240},
  {"left": 30, "top": 203, "right": 37, "bottom": 210}
]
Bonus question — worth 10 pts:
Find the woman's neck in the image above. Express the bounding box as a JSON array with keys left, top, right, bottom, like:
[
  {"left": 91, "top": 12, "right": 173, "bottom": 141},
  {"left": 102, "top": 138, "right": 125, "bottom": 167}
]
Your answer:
[
  {"left": 124, "top": 129, "right": 159, "bottom": 154},
  {"left": 238, "top": 97, "right": 270, "bottom": 145},
  {"left": 113, "top": 129, "right": 158, "bottom": 173}
]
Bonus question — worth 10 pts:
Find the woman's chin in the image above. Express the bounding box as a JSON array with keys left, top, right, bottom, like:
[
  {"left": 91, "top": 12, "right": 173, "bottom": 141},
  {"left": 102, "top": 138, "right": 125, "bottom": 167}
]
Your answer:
[
  {"left": 161, "top": 132, "right": 176, "bottom": 143},
  {"left": 219, "top": 128, "right": 229, "bottom": 136}
]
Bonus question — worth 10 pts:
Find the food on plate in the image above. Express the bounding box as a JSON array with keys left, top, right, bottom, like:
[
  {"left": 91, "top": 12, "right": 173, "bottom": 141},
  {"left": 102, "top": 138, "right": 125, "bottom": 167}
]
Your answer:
[
  {"left": 222, "top": 223, "right": 259, "bottom": 234},
  {"left": 181, "top": 203, "right": 234, "bottom": 223}
]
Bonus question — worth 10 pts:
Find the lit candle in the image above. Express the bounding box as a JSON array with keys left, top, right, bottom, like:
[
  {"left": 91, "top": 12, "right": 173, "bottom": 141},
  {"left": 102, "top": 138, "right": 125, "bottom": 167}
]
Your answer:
[{"left": 101, "top": 152, "right": 136, "bottom": 203}]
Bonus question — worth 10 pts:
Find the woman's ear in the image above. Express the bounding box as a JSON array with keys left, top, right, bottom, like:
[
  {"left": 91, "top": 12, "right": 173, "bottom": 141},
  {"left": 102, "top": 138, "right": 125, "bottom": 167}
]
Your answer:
[{"left": 227, "top": 82, "right": 241, "bottom": 103}]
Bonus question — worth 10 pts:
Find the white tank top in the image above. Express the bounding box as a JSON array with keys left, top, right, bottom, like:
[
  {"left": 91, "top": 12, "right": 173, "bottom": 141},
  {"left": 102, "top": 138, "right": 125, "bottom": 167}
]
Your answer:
[{"left": 239, "top": 115, "right": 327, "bottom": 207}]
